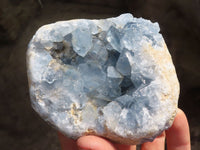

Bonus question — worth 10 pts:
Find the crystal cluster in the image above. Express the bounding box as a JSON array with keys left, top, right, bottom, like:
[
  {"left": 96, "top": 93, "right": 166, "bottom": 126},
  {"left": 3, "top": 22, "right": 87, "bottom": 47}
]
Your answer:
[{"left": 27, "top": 14, "right": 180, "bottom": 144}]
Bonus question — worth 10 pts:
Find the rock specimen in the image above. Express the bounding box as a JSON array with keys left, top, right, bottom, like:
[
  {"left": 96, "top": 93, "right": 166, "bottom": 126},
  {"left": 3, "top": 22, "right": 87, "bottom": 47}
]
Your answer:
[{"left": 27, "top": 13, "right": 180, "bottom": 144}]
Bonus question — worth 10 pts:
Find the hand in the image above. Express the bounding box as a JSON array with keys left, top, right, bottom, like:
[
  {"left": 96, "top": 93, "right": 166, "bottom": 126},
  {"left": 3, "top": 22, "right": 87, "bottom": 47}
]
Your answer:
[{"left": 58, "top": 108, "right": 190, "bottom": 150}]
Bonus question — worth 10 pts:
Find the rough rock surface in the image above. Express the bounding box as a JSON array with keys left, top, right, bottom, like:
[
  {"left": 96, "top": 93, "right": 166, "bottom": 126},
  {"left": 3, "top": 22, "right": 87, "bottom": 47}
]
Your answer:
[{"left": 27, "top": 13, "right": 179, "bottom": 144}]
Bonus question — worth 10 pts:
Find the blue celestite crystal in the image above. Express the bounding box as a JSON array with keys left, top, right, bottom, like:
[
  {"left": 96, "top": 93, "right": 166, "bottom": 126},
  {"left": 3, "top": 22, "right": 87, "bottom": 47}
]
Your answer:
[{"left": 27, "top": 13, "right": 179, "bottom": 144}]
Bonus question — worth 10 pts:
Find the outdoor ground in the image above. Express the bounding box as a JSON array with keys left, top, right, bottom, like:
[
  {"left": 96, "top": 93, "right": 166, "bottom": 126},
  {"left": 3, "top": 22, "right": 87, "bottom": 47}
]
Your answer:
[{"left": 0, "top": 0, "right": 200, "bottom": 149}]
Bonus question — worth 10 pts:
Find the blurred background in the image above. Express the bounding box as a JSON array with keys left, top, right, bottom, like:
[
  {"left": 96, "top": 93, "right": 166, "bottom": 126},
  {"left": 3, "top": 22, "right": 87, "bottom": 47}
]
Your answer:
[{"left": 0, "top": 0, "right": 199, "bottom": 149}]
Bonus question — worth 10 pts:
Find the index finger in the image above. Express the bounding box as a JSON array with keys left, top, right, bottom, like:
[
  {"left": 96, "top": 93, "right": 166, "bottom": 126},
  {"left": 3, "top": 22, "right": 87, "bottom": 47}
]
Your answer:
[{"left": 166, "top": 108, "right": 191, "bottom": 150}]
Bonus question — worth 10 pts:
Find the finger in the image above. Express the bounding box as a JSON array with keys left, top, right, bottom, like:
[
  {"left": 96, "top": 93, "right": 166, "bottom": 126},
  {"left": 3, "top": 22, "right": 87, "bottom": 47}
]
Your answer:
[
  {"left": 77, "top": 135, "right": 117, "bottom": 150},
  {"left": 58, "top": 132, "right": 79, "bottom": 150},
  {"left": 77, "top": 135, "right": 136, "bottom": 150},
  {"left": 141, "top": 131, "right": 166, "bottom": 150},
  {"left": 113, "top": 142, "right": 136, "bottom": 150},
  {"left": 166, "top": 108, "right": 191, "bottom": 150}
]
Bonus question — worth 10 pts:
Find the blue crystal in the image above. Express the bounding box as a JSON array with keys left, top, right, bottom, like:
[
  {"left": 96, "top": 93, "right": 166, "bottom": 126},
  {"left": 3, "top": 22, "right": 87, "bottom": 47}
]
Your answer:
[
  {"left": 72, "top": 27, "right": 92, "bottom": 57},
  {"left": 106, "top": 26, "right": 122, "bottom": 52}
]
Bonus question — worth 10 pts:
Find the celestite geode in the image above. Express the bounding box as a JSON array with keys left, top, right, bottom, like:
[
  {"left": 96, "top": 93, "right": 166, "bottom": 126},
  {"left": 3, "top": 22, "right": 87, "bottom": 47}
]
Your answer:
[{"left": 27, "top": 14, "right": 180, "bottom": 144}]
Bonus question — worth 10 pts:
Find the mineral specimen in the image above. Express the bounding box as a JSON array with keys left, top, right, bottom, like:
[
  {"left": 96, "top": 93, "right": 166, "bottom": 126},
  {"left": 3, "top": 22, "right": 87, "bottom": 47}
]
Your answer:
[{"left": 27, "top": 13, "right": 180, "bottom": 144}]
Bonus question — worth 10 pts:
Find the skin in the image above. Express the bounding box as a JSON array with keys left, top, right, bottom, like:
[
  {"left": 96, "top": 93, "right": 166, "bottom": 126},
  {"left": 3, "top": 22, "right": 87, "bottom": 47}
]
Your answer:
[{"left": 58, "top": 108, "right": 191, "bottom": 150}]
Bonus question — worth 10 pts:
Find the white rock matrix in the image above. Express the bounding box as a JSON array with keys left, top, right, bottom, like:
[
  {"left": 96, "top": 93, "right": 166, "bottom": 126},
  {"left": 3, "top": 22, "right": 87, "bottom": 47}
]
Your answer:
[{"left": 27, "top": 13, "right": 180, "bottom": 144}]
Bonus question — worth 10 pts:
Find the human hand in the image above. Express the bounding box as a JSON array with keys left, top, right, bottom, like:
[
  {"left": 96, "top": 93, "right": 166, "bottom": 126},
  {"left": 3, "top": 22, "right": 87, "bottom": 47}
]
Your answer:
[{"left": 58, "top": 108, "right": 190, "bottom": 150}]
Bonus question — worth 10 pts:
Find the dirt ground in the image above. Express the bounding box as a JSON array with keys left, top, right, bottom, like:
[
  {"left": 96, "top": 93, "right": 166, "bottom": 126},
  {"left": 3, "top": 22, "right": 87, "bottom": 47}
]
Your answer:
[{"left": 0, "top": 1, "right": 200, "bottom": 150}]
